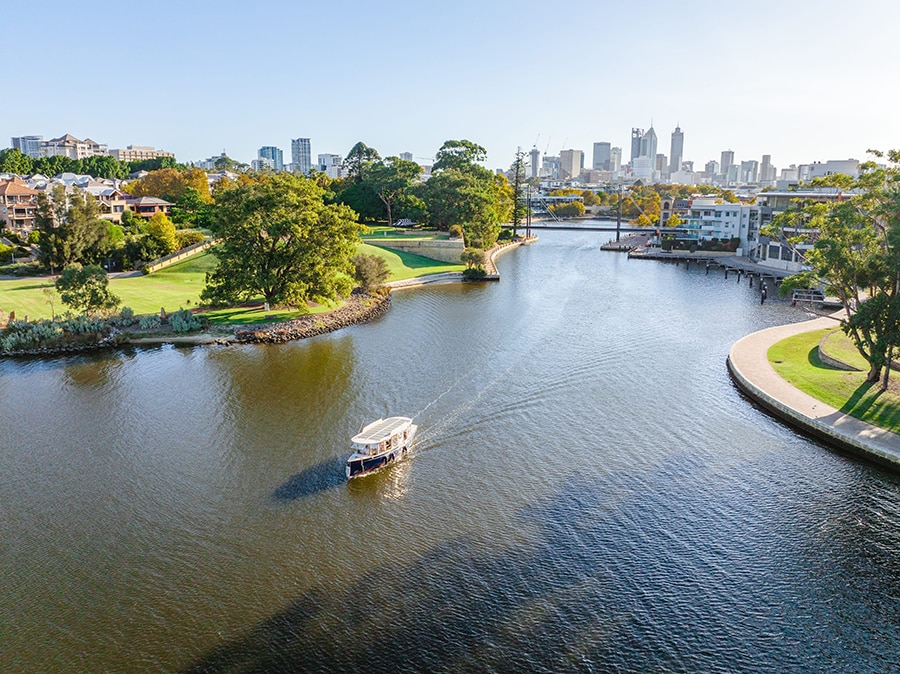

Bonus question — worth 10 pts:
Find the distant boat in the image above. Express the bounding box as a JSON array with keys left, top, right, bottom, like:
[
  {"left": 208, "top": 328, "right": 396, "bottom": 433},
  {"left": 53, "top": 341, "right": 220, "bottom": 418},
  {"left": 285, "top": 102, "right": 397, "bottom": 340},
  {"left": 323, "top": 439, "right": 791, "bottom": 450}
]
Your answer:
[{"left": 346, "top": 417, "right": 417, "bottom": 479}]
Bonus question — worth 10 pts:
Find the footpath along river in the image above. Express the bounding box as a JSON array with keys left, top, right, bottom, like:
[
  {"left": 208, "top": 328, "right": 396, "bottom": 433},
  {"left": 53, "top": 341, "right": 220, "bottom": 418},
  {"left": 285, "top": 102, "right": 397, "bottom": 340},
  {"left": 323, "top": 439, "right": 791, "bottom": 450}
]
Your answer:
[{"left": 1, "top": 230, "right": 898, "bottom": 672}]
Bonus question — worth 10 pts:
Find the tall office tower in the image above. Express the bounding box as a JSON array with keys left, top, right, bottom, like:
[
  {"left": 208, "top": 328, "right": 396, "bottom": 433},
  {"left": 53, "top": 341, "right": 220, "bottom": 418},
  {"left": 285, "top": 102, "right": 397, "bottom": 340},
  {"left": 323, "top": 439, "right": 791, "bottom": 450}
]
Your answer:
[
  {"left": 258, "top": 146, "right": 284, "bottom": 171},
  {"left": 669, "top": 125, "right": 684, "bottom": 174},
  {"left": 610, "top": 147, "right": 622, "bottom": 172},
  {"left": 291, "top": 138, "right": 312, "bottom": 174},
  {"left": 760, "top": 154, "right": 773, "bottom": 184},
  {"left": 639, "top": 126, "right": 657, "bottom": 160},
  {"left": 630, "top": 128, "right": 644, "bottom": 162},
  {"left": 529, "top": 146, "right": 541, "bottom": 178},
  {"left": 740, "top": 160, "right": 759, "bottom": 184},
  {"left": 656, "top": 153, "right": 668, "bottom": 174},
  {"left": 559, "top": 149, "right": 584, "bottom": 180},
  {"left": 705, "top": 160, "right": 719, "bottom": 176},
  {"left": 592, "top": 142, "right": 611, "bottom": 170},
  {"left": 11, "top": 135, "right": 43, "bottom": 158},
  {"left": 720, "top": 150, "right": 734, "bottom": 176},
  {"left": 399, "top": 152, "right": 413, "bottom": 161}
]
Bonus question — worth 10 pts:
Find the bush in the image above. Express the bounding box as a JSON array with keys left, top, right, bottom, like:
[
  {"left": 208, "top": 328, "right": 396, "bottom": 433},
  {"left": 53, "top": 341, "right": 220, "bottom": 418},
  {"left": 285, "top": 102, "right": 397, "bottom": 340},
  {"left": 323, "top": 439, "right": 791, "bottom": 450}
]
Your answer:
[
  {"left": 169, "top": 308, "right": 203, "bottom": 333},
  {"left": 463, "top": 267, "right": 487, "bottom": 280},
  {"left": 449, "top": 224, "right": 464, "bottom": 239},
  {"left": 139, "top": 314, "right": 161, "bottom": 330},
  {"left": 498, "top": 228, "right": 514, "bottom": 241},
  {"left": 353, "top": 253, "right": 390, "bottom": 292},
  {"left": 175, "top": 229, "right": 206, "bottom": 250}
]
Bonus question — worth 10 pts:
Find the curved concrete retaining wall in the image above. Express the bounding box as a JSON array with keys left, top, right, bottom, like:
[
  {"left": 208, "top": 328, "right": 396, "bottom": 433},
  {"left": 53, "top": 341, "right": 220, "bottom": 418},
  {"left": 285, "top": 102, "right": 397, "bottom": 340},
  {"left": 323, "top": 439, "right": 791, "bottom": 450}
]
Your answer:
[{"left": 369, "top": 239, "right": 464, "bottom": 264}]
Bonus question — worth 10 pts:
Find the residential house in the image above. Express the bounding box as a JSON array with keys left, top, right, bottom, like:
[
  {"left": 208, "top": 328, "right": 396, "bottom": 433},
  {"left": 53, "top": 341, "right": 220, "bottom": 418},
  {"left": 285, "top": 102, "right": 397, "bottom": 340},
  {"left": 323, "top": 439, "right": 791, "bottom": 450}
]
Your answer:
[
  {"left": 126, "top": 196, "right": 173, "bottom": 219},
  {"left": 0, "top": 177, "right": 40, "bottom": 234}
]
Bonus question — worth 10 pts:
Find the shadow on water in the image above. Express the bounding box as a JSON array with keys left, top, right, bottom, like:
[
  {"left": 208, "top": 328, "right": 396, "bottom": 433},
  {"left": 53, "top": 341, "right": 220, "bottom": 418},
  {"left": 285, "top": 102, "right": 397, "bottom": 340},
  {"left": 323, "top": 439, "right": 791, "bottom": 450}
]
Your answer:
[
  {"left": 185, "top": 465, "right": 900, "bottom": 674},
  {"left": 271, "top": 456, "right": 347, "bottom": 502}
]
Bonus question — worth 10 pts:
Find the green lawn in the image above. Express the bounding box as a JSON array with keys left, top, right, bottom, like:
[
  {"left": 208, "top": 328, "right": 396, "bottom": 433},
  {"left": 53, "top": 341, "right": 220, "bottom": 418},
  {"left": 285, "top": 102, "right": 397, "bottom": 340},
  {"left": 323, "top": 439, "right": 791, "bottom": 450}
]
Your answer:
[
  {"left": 1, "top": 243, "right": 462, "bottom": 324},
  {"left": 768, "top": 328, "right": 900, "bottom": 434}
]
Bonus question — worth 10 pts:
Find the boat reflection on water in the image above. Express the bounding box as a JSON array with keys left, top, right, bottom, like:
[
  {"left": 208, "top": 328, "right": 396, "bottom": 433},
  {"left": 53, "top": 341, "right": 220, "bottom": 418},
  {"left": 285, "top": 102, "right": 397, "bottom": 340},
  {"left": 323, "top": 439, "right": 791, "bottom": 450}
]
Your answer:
[{"left": 346, "top": 452, "right": 412, "bottom": 502}]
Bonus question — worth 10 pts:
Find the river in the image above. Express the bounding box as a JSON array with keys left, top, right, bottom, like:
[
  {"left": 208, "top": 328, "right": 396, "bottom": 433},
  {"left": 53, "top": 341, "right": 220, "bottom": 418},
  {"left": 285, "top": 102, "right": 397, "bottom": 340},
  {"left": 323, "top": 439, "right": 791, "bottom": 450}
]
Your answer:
[{"left": 2, "top": 230, "right": 898, "bottom": 672}]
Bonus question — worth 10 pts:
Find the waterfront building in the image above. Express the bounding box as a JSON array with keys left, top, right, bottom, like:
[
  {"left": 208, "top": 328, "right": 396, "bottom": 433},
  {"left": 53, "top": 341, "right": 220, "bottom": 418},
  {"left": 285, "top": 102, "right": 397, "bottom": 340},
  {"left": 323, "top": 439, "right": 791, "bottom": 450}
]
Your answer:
[
  {"left": 669, "top": 126, "right": 684, "bottom": 175},
  {"left": 592, "top": 142, "right": 611, "bottom": 170},
  {"left": 11, "top": 135, "right": 43, "bottom": 159},
  {"left": 559, "top": 149, "right": 584, "bottom": 180},
  {"left": 258, "top": 146, "right": 284, "bottom": 171},
  {"left": 291, "top": 138, "right": 312, "bottom": 175},
  {"left": 673, "top": 197, "right": 758, "bottom": 252},
  {"left": 110, "top": 146, "right": 175, "bottom": 163}
]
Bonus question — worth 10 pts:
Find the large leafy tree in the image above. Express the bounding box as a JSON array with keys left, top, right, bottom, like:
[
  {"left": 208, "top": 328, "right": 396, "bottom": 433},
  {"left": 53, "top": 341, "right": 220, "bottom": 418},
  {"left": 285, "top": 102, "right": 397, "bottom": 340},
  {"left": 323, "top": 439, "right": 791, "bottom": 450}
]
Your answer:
[
  {"left": 422, "top": 168, "right": 512, "bottom": 249},
  {"left": 368, "top": 156, "right": 423, "bottom": 226},
  {"left": 432, "top": 140, "right": 487, "bottom": 172},
  {"left": 201, "top": 173, "right": 364, "bottom": 310},
  {"left": 342, "top": 141, "right": 381, "bottom": 183},
  {"left": 0, "top": 148, "right": 34, "bottom": 175},
  {"left": 32, "top": 155, "right": 75, "bottom": 177},
  {"left": 125, "top": 168, "right": 211, "bottom": 203},
  {"left": 35, "top": 186, "right": 108, "bottom": 272},
  {"left": 55, "top": 264, "right": 121, "bottom": 316},
  {"left": 766, "top": 150, "right": 900, "bottom": 388}
]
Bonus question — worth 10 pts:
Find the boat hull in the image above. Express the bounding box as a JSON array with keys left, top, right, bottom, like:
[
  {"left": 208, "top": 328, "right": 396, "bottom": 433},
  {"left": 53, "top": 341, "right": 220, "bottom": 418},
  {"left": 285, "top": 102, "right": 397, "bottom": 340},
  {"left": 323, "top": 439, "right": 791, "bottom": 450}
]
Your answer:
[{"left": 346, "top": 445, "right": 408, "bottom": 479}]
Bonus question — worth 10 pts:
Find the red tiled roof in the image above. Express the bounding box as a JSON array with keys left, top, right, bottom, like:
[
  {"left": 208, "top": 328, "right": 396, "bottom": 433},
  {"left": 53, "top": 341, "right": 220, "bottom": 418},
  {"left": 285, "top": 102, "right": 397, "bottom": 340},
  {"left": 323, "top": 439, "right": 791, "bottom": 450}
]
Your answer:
[{"left": 0, "top": 179, "right": 39, "bottom": 196}]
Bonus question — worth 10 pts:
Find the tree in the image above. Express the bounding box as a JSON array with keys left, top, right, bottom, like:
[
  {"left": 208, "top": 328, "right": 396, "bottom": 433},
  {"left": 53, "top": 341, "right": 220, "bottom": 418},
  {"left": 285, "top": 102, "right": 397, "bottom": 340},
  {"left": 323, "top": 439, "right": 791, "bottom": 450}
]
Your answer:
[
  {"left": 549, "top": 201, "right": 586, "bottom": 218},
  {"left": 32, "top": 154, "right": 75, "bottom": 177},
  {"left": 368, "top": 157, "right": 423, "bottom": 226},
  {"left": 581, "top": 190, "right": 601, "bottom": 207},
  {"left": 125, "top": 168, "right": 211, "bottom": 203},
  {"left": 0, "top": 148, "right": 34, "bottom": 175},
  {"left": 343, "top": 142, "right": 381, "bottom": 183},
  {"left": 55, "top": 264, "right": 121, "bottom": 316},
  {"left": 35, "top": 186, "right": 107, "bottom": 272},
  {"left": 201, "top": 173, "right": 364, "bottom": 310},
  {"left": 433, "top": 140, "right": 487, "bottom": 173},
  {"left": 353, "top": 253, "right": 390, "bottom": 291},
  {"left": 422, "top": 168, "right": 511, "bottom": 248},
  {"left": 145, "top": 212, "right": 178, "bottom": 254},
  {"left": 510, "top": 150, "right": 527, "bottom": 235},
  {"left": 766, "top": 150, "right": 900, "bottom": 387},
  {"left": 666, "top": 213, "right": 684, "bottom": 228}
]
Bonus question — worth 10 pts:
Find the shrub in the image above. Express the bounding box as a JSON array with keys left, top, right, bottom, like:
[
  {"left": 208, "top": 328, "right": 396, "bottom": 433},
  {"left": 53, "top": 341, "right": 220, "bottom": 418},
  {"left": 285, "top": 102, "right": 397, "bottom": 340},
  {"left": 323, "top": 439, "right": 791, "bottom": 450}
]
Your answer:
[
  {"left": 169, "top": 308, "right": 203, "bottom": 333},
  {"left": 353, "top": 253, "right": 390, "bottom": 292},
  {"left": 463, "top": 267, "right": 487, "bottom": 280},
  {"left": 449, "top": 224, "right": 464, "bottom": 239},
  {"left": 139, "top": 314, "right": 161, "bottom": 330},
  {"left": 175, "top": 229, "right": 206, "bottom": 249}
]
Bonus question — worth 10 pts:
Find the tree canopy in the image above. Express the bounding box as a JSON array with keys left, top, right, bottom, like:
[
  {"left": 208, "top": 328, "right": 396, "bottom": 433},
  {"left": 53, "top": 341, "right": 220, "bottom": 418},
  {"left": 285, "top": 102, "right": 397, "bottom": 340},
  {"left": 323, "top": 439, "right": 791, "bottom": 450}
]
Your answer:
[
  {"left": 35, "top": 186, "right": 108, "bottom": 272},
  {"left": 201, "top": 173, "right": 364, "bottom": 309}
]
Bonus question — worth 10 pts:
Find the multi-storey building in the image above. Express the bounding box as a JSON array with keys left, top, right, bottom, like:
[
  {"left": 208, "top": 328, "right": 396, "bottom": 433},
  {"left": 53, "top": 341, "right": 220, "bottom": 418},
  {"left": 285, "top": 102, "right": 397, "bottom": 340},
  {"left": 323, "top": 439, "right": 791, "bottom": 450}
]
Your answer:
[
  {"left": 669, "top": 126, "right": 683, "bottom": 175},
  {"left": 630, "top": 128, "right": 643, "bottom": 163},
  {"left": 11, "top": 136, "right": 43, "bottom": 159},
  {"left": 109, "top": 146, "right": 175, "bottom": 163},
  {"left": 0, "top": 177, "right": 39, "bottom": 233},
  {"left": 720, "top": 150, "right": 734, "bottom": 178},
  {"left": 592, "top": 142, "right": 611, "bottom": 170},
  {"left": 291, "top": 138, "right": 312, "bottom": 175},
  {"left": 258, "top": 146, "right": 283, "bottom": 171},
  {"left": 39, "top": 134, "right": 108, "bottom": 160},
  {"left": 673, "top": 197, "right": 759, "bottom": 253},
  {"left": 639, "top": 127, "right": 657, "bottom": 163},
  {"left": 529, "top": 147, "right": 541, "bottom": 178},
  {"left": 559, "top": 149, "right": 584, "bottom": 180},
  {"left": 609, "top": 147, "right": 622, "bottom": 173}
]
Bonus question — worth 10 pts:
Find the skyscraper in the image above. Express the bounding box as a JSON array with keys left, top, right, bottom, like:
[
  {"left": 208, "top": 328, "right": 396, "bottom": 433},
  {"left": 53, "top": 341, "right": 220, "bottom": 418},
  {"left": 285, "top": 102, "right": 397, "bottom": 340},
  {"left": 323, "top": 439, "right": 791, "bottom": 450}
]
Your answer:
[
  {"left": 760, "top": 154, "right": 774, "bottom": 184},
  {"left": 559, "top": 149, "right": 584, "bottom": 180},
  {"left": 530, "top": 147, "right": 541, "bottom": 178},
  {"left": 720, "top": 150, "right": 734, "bottom": 177},
  {"left": 630, "top": 129, "right": 644, "bottom": 162},
  {"left": 610, "top": 147, "right": 622, "bottom": 172},
  {"left": 639, "top": 127, "right": 657, "bottom": 161},
  {"left": 592, "top": 142, "right": 611, "bottom": 170},
  {"left": 11, "top": 135, "right": 43, "bottom": 158},
  {"left": 669, "top": 126, "right": 684, "bottom": 174},
  {"left": 291, "top": 138, "right": 312, "bottom": 175},
  {"left": 258, "top": 146, "right": 283, "bottom": 171}
]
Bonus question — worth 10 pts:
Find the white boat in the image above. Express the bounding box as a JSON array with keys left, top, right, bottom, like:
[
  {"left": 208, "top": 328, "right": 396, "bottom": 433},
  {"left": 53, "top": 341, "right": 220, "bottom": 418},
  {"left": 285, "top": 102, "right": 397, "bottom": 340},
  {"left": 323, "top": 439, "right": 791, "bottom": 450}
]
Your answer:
[{"left": 346, "top": 416, "right": 417, "bottom": 479}]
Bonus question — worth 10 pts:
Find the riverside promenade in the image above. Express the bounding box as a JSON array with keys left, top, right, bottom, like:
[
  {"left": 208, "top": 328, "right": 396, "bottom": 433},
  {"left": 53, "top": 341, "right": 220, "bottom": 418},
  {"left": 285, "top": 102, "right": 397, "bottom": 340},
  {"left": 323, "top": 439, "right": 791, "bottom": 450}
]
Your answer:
[{"left": 727, "top": 316, "right": 900, "bottom": 469}]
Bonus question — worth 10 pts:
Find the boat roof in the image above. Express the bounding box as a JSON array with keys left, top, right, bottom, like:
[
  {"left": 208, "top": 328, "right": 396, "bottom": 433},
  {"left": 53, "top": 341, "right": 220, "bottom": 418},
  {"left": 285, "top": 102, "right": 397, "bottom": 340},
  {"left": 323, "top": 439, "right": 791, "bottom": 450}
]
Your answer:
[{"left": 352, "top": 417, "right": 413, "bottom": 444}]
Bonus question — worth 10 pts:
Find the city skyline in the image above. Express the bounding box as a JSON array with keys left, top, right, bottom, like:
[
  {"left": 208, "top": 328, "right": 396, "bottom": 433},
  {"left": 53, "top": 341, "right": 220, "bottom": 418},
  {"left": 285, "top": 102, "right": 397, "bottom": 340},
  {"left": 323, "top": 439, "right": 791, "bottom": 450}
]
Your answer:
[{"left": 4, "top": 0, "right": 899, "bottom": 171}]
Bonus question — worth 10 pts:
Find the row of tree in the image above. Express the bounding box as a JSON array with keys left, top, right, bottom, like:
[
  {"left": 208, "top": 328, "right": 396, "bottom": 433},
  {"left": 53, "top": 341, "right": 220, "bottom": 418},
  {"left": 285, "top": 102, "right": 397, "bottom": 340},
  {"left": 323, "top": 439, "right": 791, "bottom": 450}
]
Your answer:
[{"left": 0, "top": 148, "right": 184, "bottom": 180}]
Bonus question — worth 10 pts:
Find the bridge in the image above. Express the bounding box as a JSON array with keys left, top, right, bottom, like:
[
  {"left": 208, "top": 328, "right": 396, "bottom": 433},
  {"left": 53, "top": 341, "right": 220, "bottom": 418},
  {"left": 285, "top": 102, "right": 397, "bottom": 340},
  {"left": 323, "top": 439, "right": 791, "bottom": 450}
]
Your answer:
[{"left": 526, "top": 219, "right": 652, "bottom": 233}]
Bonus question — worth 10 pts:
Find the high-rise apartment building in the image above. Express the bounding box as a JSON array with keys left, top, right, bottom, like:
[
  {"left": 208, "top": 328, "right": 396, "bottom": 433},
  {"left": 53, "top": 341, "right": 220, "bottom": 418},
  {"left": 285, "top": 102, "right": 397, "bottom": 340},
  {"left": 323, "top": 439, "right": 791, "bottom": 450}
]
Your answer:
[
  {"left": 592, "top": 142, "right": 611, "bottom": 170},
  {"left": 258, "top": 146, "right": 284, "bottom": 171},
  {"left": 704, "top": 160, "right": 719, "bottom": 176},
  {"left": 529, "top": 147, "right": 541, "bottom": 178},
  {"left": 759, "top": 155, "right": 775, "bottom": 184},
  {"left": 669, "top": 126, "right": 684, "bottom": 174},
  {"left": 559, "top": 149, "right": 584, "bottom": 180},
  {"left": 399, "top": 152, "right": 413, "bottom": 162},
  {"left": 11, "top": 136, "right": 43, "bottom": 159},
  {"left": 291, "top": 138, "right": 312, "bottom": 174},
  {"left": 740, "top": 160, "right": 759, "bottom": 184}
]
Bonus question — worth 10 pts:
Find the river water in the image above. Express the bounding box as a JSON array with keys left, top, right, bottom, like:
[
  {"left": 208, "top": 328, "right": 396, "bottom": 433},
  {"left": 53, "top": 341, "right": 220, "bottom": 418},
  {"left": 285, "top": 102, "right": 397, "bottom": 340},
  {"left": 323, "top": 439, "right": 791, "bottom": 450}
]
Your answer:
[{"left": 2, "top": 231, "right": 898, "bottom": 673}]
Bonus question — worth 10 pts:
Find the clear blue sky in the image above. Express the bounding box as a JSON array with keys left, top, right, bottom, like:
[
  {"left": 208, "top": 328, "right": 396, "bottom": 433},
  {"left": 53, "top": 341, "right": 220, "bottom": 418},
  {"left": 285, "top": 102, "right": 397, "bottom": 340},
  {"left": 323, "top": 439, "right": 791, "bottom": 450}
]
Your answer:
[{"left": 7, "top": 0, "right": 899, "bottom": 173}]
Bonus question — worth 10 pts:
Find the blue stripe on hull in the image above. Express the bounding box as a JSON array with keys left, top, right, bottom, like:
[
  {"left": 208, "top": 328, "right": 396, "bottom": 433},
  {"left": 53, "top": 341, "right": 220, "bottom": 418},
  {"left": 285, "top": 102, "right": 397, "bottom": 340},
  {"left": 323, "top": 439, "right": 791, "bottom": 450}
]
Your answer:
[{"left": 347, "top": 446, "right": 407, "bottom": 479}]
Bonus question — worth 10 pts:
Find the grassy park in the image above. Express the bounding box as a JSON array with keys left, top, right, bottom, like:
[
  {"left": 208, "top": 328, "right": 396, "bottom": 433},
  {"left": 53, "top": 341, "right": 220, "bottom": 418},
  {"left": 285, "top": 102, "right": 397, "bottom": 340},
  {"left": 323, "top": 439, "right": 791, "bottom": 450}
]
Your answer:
[
  {"left": 768, "top": 328, "right": 900, "bottom": 434},
  {"left": 0, "top": 242, "right": 464, "bottom": 325}
]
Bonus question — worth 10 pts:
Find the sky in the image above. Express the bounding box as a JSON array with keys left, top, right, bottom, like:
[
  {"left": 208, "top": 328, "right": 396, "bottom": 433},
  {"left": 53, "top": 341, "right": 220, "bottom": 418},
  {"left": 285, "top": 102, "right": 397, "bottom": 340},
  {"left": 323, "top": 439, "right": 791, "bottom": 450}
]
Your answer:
[{"left": 6, "top": 0, "right": 900, "bottom": 174}]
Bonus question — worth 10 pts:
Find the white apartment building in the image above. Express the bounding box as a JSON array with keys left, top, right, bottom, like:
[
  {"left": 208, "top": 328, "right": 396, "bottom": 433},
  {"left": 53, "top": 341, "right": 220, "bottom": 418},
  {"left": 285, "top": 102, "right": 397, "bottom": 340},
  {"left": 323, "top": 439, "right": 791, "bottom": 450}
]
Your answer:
[{"left": 673, "top": 197, "right": 758, "bottom": 253}]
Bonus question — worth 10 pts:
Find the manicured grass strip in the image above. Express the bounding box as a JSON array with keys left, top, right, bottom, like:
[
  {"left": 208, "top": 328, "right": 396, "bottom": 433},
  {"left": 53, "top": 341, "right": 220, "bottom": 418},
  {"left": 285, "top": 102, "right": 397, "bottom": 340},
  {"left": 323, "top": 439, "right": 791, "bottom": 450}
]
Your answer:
[
  {"left": 768, "top": 328, "right": 900, "bottom": 434},
  {"left": 357, "top": 242, "right": 464, "bottom": 280},
  {"left": 819, "top": 328, "right": 868, "bottom": 370}
]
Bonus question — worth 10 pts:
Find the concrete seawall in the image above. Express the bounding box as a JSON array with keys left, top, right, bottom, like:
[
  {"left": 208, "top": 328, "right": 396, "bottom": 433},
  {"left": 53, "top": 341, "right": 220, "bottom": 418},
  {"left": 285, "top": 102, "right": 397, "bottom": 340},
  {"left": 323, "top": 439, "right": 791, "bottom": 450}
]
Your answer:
[
  {"left": 369, "top": 238, "right": 465, "bottom": 264},
  {"left": 727, "top": 317, "right": 900, "bottom": 470}
]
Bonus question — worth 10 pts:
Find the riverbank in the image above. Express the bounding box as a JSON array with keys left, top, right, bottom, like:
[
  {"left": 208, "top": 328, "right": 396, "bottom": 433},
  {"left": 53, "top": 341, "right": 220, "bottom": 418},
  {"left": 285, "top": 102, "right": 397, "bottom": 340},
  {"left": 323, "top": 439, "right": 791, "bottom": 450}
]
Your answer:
[{"left": 727, "top": 316, "right": 900, "bottom": 470}]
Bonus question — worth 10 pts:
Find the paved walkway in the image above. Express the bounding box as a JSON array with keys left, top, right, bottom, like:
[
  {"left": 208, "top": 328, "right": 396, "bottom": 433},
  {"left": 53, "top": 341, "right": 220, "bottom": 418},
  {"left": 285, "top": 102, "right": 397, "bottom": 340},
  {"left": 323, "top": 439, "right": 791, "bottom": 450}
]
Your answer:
[{"left": 727, "top": 315, "right": 900, "bottom": 469}]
